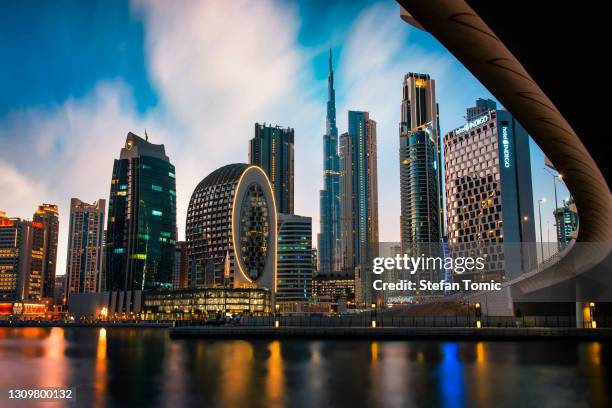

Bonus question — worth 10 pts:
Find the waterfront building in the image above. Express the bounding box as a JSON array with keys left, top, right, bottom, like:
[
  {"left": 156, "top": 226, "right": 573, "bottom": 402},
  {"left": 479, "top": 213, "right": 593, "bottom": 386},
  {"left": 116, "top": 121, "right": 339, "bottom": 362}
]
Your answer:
[
  {"left": 399, "top": 73, "right": 443, "bottom": 247},
  {"left": 65, "top": 198, "right": 105, "bottom": 294},
  {"left": 105, "top": 132, "right": 177, "bottom": 292},
  {"left": 339, "top": 111, "right": 379, "bottom": 305},
  {"left": 33, "top": 204, "right": 59, "bottom": 298},
  {"left": 173, "top": 241, "right": 188, "bottom": 288},
  {"left": 0, "top": 211, "right": 46, "bottom": 301},
  {"left": 142, "top": 287, "right": 271, "bottom": 319},
  {"left": 554, "top": 198, "right": 578, "bottom": 251},
  {"left": 277, "top": 213, "right": 312, "bottom": 302},
  {"left": 312, "top": 273, "right": 355, "bottom": 303},
  {"left": 186, "top": 164, "right": 277, "bottom": 298},
  {"left": 318, "top": 49, "right": 342, "bottom": 275},
  {"left": 249, "top": 123, "right": 294, "bottom": 214},
  {"left": 444, "top": 100, "right": 536, "bottom": 281}
]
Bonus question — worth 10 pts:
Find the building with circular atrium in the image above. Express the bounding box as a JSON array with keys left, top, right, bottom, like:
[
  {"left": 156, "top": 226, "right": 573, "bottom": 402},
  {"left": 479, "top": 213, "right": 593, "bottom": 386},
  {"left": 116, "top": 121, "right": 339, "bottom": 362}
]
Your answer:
[{"left": 186, "top": 164, "right": 277, "bottom": 298}]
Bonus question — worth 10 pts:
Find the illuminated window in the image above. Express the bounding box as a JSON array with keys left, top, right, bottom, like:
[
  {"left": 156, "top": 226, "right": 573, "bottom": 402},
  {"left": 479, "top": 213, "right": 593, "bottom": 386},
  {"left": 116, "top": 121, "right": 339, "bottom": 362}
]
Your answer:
[{"left": 152, "top": 210, "right": 163, "bottom": 216}]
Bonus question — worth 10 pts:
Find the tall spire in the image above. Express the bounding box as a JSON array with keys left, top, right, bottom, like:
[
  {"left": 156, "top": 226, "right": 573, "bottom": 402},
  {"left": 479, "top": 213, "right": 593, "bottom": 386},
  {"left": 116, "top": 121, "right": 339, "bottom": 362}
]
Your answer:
[{"left": 326, "top": 48, "right": 338, "bottom": 137}]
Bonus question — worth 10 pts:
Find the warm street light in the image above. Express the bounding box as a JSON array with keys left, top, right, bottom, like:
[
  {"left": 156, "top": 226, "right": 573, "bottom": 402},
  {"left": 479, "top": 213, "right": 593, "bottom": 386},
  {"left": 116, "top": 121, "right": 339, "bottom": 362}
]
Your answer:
[
  {"left": 100, "top": 307, "right": 108, "bottom": 319},
  {"left": 371, "top": 303, "right": 377, "bottom": 328}
]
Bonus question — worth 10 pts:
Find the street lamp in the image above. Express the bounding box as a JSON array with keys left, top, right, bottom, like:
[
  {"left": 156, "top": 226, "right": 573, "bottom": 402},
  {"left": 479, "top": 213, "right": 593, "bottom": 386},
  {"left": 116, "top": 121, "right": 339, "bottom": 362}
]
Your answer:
[
  {"left": 589, "top": 302, "right": 596, "bottom": 329},
  {"left": 543, "top": 168, "right": 562, "bottom": 211},
  {"left": 371, "top": 303, "right": 377, "bottom": 328},
  {"left": 475, "top": 302, "right": 482, "bottom": 328},
  {"left": 274, "top": 304, "right": 280, "bottom": 328},
  {"left": 538, "top": 198, "right": 546, "bottom": 262}
]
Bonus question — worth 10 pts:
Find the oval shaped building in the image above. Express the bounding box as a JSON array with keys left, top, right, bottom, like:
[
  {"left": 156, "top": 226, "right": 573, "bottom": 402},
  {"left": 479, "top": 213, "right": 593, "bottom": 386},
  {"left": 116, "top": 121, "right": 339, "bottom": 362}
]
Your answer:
[{"left": 186, "top": 164, "right": 276, "bottom": 295}]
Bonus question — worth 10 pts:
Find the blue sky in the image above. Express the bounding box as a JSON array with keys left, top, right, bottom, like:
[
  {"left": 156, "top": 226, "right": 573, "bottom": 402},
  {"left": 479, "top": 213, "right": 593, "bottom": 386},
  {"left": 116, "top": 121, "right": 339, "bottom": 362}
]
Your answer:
[{"left": 0, "top": 0, "right": 568, "bottom": 275}]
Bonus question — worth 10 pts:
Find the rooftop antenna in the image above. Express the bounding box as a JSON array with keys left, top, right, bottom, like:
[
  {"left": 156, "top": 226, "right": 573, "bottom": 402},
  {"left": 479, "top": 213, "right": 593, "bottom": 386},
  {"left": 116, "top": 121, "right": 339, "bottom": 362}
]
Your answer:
[{"left": 144, "top": 129, "right": 149, "bottom": 141}]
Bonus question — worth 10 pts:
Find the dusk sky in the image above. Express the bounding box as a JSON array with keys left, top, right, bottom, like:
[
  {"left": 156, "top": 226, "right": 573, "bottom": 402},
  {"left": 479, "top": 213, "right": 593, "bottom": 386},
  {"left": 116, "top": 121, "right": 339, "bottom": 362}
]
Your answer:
[{"left": 0, "top": 0, "right": 569, "bottom": 276}]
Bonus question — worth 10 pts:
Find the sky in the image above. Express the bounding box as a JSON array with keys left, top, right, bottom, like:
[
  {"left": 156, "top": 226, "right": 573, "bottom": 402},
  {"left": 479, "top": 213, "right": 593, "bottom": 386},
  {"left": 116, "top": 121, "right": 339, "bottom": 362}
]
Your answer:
[{"left": 0, "top": 0, "right": 569, "bottom": 276}]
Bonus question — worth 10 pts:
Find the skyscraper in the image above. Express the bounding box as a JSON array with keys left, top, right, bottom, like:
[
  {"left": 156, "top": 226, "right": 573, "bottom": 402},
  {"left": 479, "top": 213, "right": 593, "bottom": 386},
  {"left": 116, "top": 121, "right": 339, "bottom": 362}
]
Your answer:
[
  {"left": 186, "top": 164, "right": 276, "bottom": 295},
  {"left": 106, "top": 132, "right": 177, "bottom": 292},
  {"left": 249, "top": 123, "right": 294, "bottom": 214},
  {"left": 318, "top": 49, "right": 341, "bottom": 275},
  {"left": 340, "top": 111, "right": 379, "bottom": 306},
  {"left": 340, "top": 111, "right": 379, "bottom": 271},
  {"left": 65, "top": 198, "right": 105, "bottom": 294},
  {"left": 277, "top": 213, "right": 312, "bottom": 302},
  {"left": 444, "top": 101, "right": 536, "bottom": 281},
  {"left": 399, "top": 73, "right": 444, "bottom": 248},
  {"left": 33, "top": 204, "right": 59, "bottom": 298},
  {"left": 0, "top": 211, "right": 46, "bottom": 301},
  {"left": 554, "top": 198, "right": 578, "bottom": 251}
]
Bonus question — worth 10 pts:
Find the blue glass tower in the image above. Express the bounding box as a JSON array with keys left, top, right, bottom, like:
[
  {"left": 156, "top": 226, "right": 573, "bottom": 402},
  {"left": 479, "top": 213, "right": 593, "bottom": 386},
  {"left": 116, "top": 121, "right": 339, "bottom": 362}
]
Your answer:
[{"left": 317, "top": 49, "right": 341, "bottom": 274}]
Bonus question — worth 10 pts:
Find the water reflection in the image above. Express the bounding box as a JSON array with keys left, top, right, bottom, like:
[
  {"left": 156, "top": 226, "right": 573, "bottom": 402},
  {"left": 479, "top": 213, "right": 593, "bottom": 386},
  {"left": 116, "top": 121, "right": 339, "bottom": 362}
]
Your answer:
[{"left": 0, "top": 328, "right": 610, "bottom": 407}]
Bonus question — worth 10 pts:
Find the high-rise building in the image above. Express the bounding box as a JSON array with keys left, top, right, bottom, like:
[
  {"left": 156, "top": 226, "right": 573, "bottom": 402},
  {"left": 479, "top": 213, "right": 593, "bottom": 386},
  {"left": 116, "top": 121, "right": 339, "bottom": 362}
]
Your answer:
[
  {"left": 340, "top": 111, "right": 379, "bottom": 306},
  {"left": 554, "top": 198, "right": 578, "bottom": 251},
  {"left": 173, "top": 241, "right": 188, "bottom": 288},
  {"left": 106, "top": 132, "right": 177, "bottom": 291},
  {"left": 277, "top": 213, "right": 312, "bottom": 302},
  {"left": 399, "top": 73, "right": 443, "bottom": 247},
  {"left": 318, "top": 49, "right": 341, "bottom": 275},
  {"left": 444, "top": 102, "right": 536, "bottom": 281},
  {"left": 65, "top": 198, "right": 105, "bottom": 294},
  {"left": 340, "top": 111, "right": 379, "bottom": 270},
  {"left": 249, "top": 123, "right": 294, "bottom": 214},
  {"left": 186, "top": 164, "right": 276, "bottom": 296},
  {"left": 0, "top": 211, "right": 46, "bottom": 301},
  {"left": 466, "top": 98, "right": 497, "bottom": 121},
  {"left": 33, "top": 204, "right": 59, "bottom": 298}
]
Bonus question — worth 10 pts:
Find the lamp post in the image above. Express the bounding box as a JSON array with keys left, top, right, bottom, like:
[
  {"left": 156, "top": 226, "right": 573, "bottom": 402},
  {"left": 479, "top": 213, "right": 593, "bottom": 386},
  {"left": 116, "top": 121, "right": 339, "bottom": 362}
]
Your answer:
[
  {"left": 475, "top": 302, "right": 482, "bottom": 328},
  {"left": 538, "top": 198, "right": 546, "bottom": 263},
  {"left": 543, "top": 168, "right": 562, "bottom": 211},
  {"left": 589, "top": 302, "right": 596, "bottom": 329},
  {"left": 371, "top": 303, "right": 377, "bottom": 328},
  {"left": 274, "top": 304, "right": 280, "bottom": 328}
]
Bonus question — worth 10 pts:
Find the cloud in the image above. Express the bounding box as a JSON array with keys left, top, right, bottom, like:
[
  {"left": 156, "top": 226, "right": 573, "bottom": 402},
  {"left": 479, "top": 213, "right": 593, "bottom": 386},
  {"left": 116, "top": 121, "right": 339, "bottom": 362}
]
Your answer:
[
  {"left": 0, "top": 81, "right": 150, "bottom": 276},
  {"left": 0, "top": 0, "right": 501, "bottom": 278},
  {"left": 0, "top": 0, "right": 324, "bottom": 277},
  {"left": 131, "top": 0, "right": 326, "bottom": 237},
  {"left": 335, "top": 1, "right": 504, "bottom": 243}
]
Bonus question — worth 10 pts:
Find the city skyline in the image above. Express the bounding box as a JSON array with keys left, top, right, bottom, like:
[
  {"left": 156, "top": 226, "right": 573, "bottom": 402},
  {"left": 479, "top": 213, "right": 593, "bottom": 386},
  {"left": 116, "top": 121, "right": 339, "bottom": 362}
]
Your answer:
[{"left": 0, "top": 0, "right": 569, "bottom": 279}]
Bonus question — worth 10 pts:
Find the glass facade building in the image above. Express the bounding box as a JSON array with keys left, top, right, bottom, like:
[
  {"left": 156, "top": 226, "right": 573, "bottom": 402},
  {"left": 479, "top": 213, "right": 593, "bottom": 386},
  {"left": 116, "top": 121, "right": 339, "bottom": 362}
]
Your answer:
[
  {"left": 277, "top": 213, "right": 312, "bottom": 302},
  {"left": 142, "top": 287, "right": 271, "bottom": 319},
  {"left": 106, "top": 132, "right": 177, "bottom": 292},
  {"left": 33, "top": 204, "right": 59, "bottom": 298},
  {"left": 399, "top": 73, "right": 443, "bottom": 247},
  {"left": 340, "top": 111, "right": 379, "bottom": 270},
  {"left": 554, "top": 198, "right": 578, "bottom": 251},
  {"left": 0, "top": 212, "right": 46, "bottom": 301},
  {"left": 186, "top": 164, "right": 277, "bottom": 296},
  {"left": 249, "top": 123, "right": 294, "bottom": 214},
  {"left": 340, "top": 111, "right": 379, "bottom": 305},
  {"left": 65, "top": 198, "right": 105, "bottom": 294},
  {"left": 318, "top": 49, "right": 341, "bottom": 275}
]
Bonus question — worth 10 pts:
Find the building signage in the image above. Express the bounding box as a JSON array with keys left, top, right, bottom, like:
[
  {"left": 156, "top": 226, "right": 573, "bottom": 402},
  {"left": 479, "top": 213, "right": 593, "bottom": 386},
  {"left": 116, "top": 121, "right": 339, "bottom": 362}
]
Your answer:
[
  {"left": 502, "top": 126, "right": 511, "bottom": 168},
  {"left": 454, "top": 114, "right": 488, "bottom": 135}
]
